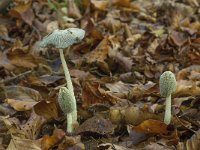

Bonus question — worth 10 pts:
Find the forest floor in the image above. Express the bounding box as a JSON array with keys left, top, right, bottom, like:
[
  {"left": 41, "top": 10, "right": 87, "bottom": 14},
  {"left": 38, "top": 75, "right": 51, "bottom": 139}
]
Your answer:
[{"left": 0, "top": 0, "right": 200, "bottom": 149}]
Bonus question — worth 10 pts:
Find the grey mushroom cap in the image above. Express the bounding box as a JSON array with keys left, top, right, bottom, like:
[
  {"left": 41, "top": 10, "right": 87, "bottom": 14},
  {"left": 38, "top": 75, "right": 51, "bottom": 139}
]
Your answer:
[
  {"left": 159, "top": 71, "right": 177, "bottom": 97},
  {"left": 40, "top": 28, "right": 85, "bottom": 49}
]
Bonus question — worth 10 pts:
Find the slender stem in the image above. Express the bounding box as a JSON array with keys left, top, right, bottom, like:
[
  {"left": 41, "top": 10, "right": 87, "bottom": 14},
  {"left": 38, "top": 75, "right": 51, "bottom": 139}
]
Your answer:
[
  {"left": 67, "top": 113, "right": 73, "bottom": 133},
  {"left": 59, "top": 48, "right": 77, "bottom": 132},
  {"left": 164, "top": 94, "right": 171, "bottom": 125},
  {"left": 59, "top": 49, "right": 74, "bottom": 93}
]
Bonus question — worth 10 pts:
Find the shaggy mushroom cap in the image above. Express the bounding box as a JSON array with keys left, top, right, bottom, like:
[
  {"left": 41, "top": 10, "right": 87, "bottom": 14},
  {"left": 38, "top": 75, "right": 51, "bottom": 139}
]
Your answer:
[
  {"left": 40, "top": 28, "right": 85, "bottom": 48},
  {"left": 159, "top": 71, "right": 176, "bottom": 97}
]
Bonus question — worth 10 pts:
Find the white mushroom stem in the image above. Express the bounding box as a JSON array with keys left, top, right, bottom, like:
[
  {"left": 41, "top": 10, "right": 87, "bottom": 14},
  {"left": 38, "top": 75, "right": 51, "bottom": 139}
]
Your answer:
[
  {"left": 59, "top": 48, "right": 74, "bottom": 93},
  {"left": 164, "top": 94, "right": 171, "bottom": 125},
  {"left": 67, "top": 113, "right": 73, "bottom": 133},
  {"left": 59, "top": 48, "right": 77, "bottom": 131}
]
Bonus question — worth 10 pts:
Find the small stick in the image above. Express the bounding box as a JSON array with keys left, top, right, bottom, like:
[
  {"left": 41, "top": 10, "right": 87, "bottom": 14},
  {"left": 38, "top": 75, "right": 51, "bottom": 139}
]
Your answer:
[{"left": 0, "top": 70, "right": 32, "bottom": 84}]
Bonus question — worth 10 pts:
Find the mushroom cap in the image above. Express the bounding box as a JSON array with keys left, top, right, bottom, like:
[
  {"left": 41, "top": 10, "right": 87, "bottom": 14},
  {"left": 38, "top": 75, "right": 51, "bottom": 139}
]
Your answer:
[
  {"left": 40, "top": 28, "right": 85, "bottom": 49},
  {"left": 159, "top": 71, "right": 177, "bottom": 97}
]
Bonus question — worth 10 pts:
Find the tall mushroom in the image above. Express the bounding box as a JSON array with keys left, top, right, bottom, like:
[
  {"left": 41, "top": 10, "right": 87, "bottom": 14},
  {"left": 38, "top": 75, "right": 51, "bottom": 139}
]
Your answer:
[
  {"left": 40, "top": 28, "right": 85, "bottom": 132},
  {"left": 159, "top": 71, "right": 177, "bottom": 125}
]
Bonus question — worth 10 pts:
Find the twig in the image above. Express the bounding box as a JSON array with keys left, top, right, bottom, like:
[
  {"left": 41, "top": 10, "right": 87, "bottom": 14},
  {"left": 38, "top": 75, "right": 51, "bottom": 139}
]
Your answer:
[{"left": 0, "top": 70, "right": 32, "bottom": 84}]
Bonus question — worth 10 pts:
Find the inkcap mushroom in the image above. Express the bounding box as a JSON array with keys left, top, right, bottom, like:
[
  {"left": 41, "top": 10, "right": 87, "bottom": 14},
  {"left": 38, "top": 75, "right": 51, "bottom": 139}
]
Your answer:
[
  {"left": 159, "top": 71, "right": 176, "bottom": 125},
  {"left": 40, "top": 28, "right": 85, "bottom": 132}
]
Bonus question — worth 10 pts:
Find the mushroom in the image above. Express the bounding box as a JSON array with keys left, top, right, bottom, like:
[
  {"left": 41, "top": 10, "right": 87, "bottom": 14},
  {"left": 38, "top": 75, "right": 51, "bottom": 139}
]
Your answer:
[
  {"left": 40, "top": 28, "right": 85, "bottom": 132},
  {"left": 159, "top": 71, "right": 176, "bottom": 125}
]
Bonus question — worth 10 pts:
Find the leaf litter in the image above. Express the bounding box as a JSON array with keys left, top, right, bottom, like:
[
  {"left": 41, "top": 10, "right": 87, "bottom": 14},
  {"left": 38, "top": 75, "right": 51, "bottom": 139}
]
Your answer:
[{"left": 0, "top": 0, "right": 200, "bottom": 149}]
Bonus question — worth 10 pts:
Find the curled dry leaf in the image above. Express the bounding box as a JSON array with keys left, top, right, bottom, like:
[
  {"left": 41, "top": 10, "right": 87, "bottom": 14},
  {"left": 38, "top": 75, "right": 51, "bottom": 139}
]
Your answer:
[
  {"left": 174, "top": 80, "right": 200, "bottom": 97},
  {"left": 108, "top": 48, "right": 133, "bottom": 72},
  {"left": 177, "top": 129, "right": 200, "bottom": 150},
  {"left": 68, "top": 0, "right": 82, "bottom": 19},
  {"left": 176, "top": 65, "right": 200, "bottom": 80},
  {"left": 9, "top": 1, "right": 35, "bottom": 25},
  {"left": 40, "top": 128, "right": 65, "bottom": 150},
  {"left": 105, "top": 81, "right": 134, "bottom": 99},
  {"left": 7, "top": 135, "right": 41, "bottom": 150},
  {"left": 99, "top": 16, "right": 122, "bottom": 33},
  {"left": 1, "top": 47, "right": 46, "bottom": 72},
  {"left": 84, "top": 37, "right": 110, "bottom": 74},
  {"left": 81, "top": 80, "right": 120, "bottom": 109},
  {"left": 91, "top": 0, "right": 108, "bottom": 11},
  {"left": 19, "top": 110, "right": 47, "bottom": 140},
  {"left": 58, "top": 135, "right": 84, "bottom": 150},
  {"left": 34, "top": 100, "right": 58, "bottom": 120},
  {"left": 4, "top": 85, "right": 42, "bottom": 111},
  {"left": 0, "top": 24, "right": 8, "bottom": 37},
  {"left": 5, "top": 98, "right": 37, "bottom": 111}
]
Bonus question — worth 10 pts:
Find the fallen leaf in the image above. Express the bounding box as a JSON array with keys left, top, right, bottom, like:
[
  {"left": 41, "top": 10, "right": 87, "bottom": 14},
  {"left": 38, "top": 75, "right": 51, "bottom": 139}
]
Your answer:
[
  {"left": 81, "top": 80, "right": 120, "bottom": 109},
  {"left": 133, "top": 119, "right": 169, "bottom": 135},
  {"left": 174, "top": 80, "right": 200, "bottom": 97},
  {"left": 91, "top": 0, "right": 108, "bottom": 11},
  {"left": 40, "top": 128, "right": 65, "bottom": 150},
  {"left": 84, "top": 37, "right": 110, "bottom": 74},
  {"left": 5, "top": 98, "right": 37, "bottom": 111},
  {"left": 19, "top": 110, "right": 47, "bottom": 140},
  {"left": 68, "top": 0, "right": 82, "bottom": 19},
  {"left": 76, "top": 116, "right": 114, "bottom": 135},
  {"left": 7, "top": 135, "right": 41, "bottom": 150},
  {"left": 9, "top": 1, "right": 35, "bottom": 25},
  {"left": 58, "top": 135, "right": 84, "bottom": 150},
  {"left": 4, "top": 85, "right": 42, "bottom": 111},
  {"left": 127, "top": 125, "right": 147, "bottom": 145},
  {"left": 177, "top": 129, "right": 200, "bottom": 150},
  {"left": 34, "top": 100, "right": 58, "bottom": 120}
]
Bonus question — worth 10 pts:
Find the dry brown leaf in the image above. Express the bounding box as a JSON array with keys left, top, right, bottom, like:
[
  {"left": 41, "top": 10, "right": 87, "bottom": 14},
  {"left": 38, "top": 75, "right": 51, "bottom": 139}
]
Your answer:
[
  {"left": 5, "top": 98, "right": 37, "bottom": 111},
  {"left": 7, "top": 135, "right": 41, "bottom": 150},
  {"left": 0, "top": 24, "right": 8, "bottom": 37},
  {"left": 76, "top": 116, "right": 114, "bottom": 135},
  {"left": 169, "top": 31, "right": 188, "bottom": 47},
  {"left": 84, "top": 37, "right": 110, "bottom": 73},
  {"left": 9, "top": 1, "right": 34, "bottom": 25},
  {"left": 91, "top": 0, "right": 108, "bottom": 11},
  {"left": 109, "top": 49, "right": 133, "bottom": 72},
  {"left": 34, "top": 100, "right": 58, "bottom": 120},
  {"left": 68, "top": 0, "right": 82, "bottom": 19},
  {"left": 7, "top": 48, "right": 46, "bottom": 70},
  {"left": 58, "top": 135, "right": 84, "bottom": 150},
  {"left": 105, "top": 81, "right": 133, "bottom": 99},
  {"left": 133, "top": 119, "right": 168, "bottom": 135},
  {"left": 177, "top": 65, "right": 200, "bottom": 80},
  {"left": 110, "top": 0, "right": 132, "bottom": 8},
  {"left": 81, "top": 80, "right": 120, "bottom": 109},
  {"left": 99, "top": 17, "right": 122, "bottom": 33},
  {"left": 4, "top": 85, "right": 42, "bottom": 111},
  {"left": 19, "top": 110, "right": 47, "bottom": 140},
  {"left": 40, "top": 128, "right": 65, "bottom": 150},
  {"left": 177, "top": 129, "right": 200, "bottom": 150},
  {"left": 0, "top": 40, "right": 46, "bottom": 72},
  {"left": 174, "top": 80, "right": 200, "bottom": 97}
]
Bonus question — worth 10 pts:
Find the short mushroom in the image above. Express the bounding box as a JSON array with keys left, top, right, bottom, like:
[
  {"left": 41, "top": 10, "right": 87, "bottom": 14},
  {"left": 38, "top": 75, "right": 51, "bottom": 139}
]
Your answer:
[
  {"left": 40, "top": 28, "right": 85, "bottom": 132},
  {"left": 159, "top": 71, "right": 177, "bottom": 125}
]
